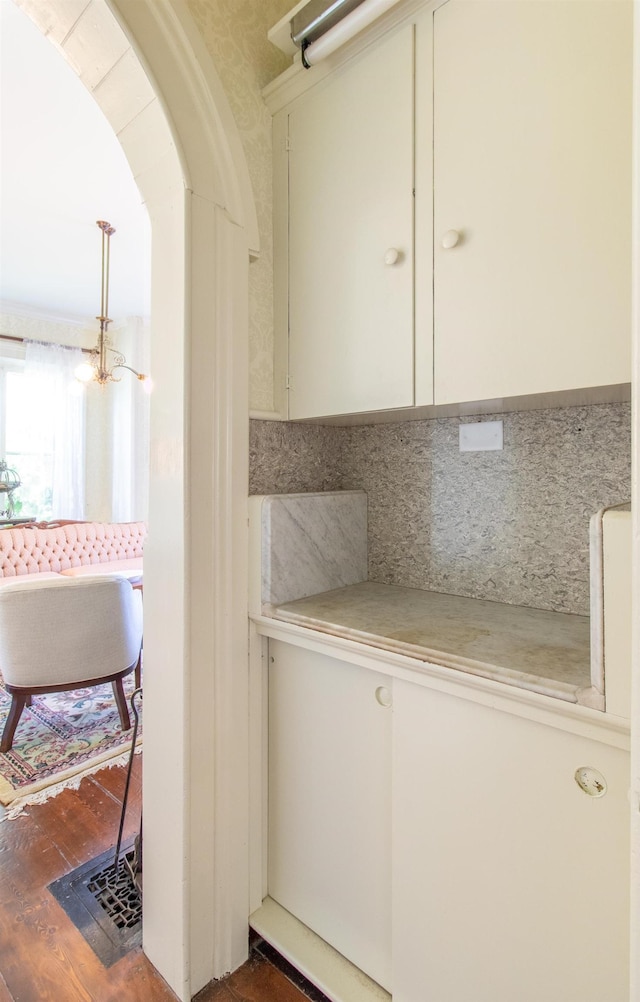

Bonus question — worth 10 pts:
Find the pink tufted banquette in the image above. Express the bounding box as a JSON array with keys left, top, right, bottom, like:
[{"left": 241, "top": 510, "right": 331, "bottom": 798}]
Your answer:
[{"left": 0, "top": 521, "right": 146, "bottom": 584}]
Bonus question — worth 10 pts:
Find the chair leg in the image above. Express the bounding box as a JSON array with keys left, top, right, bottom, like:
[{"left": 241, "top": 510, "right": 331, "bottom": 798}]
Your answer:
[
  {"left": 112, "top": 677, "right": 131, "bottom": 731},
  {"left": 134, "top": 652, "right": 142, "bottom": 691},
  {"left": 1, "top": 693, "right": 29, "bottom": 753}
]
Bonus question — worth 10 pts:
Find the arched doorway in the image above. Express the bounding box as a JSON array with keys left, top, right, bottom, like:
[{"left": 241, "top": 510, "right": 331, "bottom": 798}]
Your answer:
[{"left": 14, "top": 0, "right": 257, "bottom": 997}]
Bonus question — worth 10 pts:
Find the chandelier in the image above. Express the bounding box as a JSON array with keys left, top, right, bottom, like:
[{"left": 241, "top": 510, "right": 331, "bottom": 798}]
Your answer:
[{"left": 75, "top": 220, "right": 150, "bottom": 389}]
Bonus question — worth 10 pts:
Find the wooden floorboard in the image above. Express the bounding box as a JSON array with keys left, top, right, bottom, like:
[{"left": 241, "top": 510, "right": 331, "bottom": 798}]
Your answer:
[
  {"left": 0, "top": 757, "right": 314, "bottom": 1002},
  {"left": 0, "top": 972, "right": 12, "bottom": 1002},
  {"left": 194, "top": 954, "right": 313, "bottom": 1002},
  {"left": 0, "top": 757, "right": 177, "bottom": 1002}
]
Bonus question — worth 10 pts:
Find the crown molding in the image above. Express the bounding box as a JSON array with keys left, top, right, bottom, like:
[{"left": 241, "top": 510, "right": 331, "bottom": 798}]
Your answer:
[{"left": 0, "top": 299, "right": 90, "bottom": 328}]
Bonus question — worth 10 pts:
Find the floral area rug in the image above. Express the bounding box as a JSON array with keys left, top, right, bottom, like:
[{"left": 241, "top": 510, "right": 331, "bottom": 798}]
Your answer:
[{"left": 0, "top": 671, "right": 141, "bottom": 819}]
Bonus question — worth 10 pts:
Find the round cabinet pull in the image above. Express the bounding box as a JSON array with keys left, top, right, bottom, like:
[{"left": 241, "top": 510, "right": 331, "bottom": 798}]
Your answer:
[
  {"left": 384, "top": 248, "right": 400, "bottom": 266},
  {"left": 441, "top": 229, "right": 461, "bottom": 250},
  {"left": 574, "top": 766, "right": 607, "bottom": 798},
  {"left": 375, "top": 686, "right": 392, "bottom": 708}
]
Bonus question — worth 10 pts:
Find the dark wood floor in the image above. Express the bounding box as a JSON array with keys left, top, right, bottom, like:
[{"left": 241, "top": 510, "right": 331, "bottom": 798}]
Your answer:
[
  {"left": 194, "top": 953, "right": 321, "bottom": 1002},
  {"left": 0, "top": 758, "right": 312, "bottom": 1002}
]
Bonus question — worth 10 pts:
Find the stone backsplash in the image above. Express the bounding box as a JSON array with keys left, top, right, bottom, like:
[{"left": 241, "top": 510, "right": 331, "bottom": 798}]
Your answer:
[{"left": 249, "top": 402, "right": 631, "bottom": 615}]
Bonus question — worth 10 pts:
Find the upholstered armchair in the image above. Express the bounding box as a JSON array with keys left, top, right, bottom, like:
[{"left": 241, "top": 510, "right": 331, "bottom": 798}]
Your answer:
[{"left": 0, "top": 575, "right": 143, "bottom": 752}]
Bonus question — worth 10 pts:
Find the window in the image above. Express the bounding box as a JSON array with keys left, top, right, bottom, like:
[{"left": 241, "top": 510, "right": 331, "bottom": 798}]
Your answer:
[
  {"left": 2, "top": 364, "right": 54, "bottom": 519},
  {"left": 0, "top": 344, "right": 85, "bottom": 521}
]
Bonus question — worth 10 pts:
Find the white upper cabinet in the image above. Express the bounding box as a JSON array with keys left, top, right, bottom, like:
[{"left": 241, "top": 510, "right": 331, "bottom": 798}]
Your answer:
[
  {"left": 286, "top": 22, "right": 419, "bottom": 419},
  {"left": 269, "top": 0, "right": 632, "bottom": 419},
  {"left": 433, "top": 0, "right": 632, "bottom": 404}
]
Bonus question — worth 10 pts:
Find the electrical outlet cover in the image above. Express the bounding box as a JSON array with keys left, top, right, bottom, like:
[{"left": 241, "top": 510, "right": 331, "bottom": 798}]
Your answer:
[{"left": 459, "top": 420, "right": 503, "bottom": 452}]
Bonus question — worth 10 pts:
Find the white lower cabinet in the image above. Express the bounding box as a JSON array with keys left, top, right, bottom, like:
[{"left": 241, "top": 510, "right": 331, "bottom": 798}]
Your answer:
[
  {"left": 267, "top": 640, "right": 629, "bottom": 1001},
  {"left": 268, "top": 640, "right": 393, "bottom": 991},
  {"left": 392, "top": 679, "right": 630, "bottom": 1002}
]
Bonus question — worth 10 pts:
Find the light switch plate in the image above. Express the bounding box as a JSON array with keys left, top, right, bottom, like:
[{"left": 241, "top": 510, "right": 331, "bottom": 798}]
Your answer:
[{"left": 459, "top": 420, "right": 503, "bottom": 452}]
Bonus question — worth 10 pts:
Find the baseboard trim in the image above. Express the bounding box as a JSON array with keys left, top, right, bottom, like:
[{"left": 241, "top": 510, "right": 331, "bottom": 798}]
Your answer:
[{"left": 249, "top": 897, "right": 390, "bottom": 1002}]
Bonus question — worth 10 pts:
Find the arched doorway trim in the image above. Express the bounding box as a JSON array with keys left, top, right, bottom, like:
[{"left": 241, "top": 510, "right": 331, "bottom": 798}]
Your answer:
[
  {"left": 15, "top": 0, "right": 255, "bottom": 998},
  {"left": 109, "top": 0, "right": 259, "bottom": 254}
]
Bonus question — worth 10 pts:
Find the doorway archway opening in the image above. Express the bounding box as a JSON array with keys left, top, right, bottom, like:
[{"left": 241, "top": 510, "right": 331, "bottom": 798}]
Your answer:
[{"left": 14, "top": 0, "right": 256, "bottom": 997}]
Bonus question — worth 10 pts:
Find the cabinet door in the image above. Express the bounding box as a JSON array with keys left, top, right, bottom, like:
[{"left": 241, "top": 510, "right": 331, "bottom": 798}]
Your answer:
[
  {"left": 433, "top": 0, "right": 632, "bottom": 405},
  {"left": 392, "top": 680, "right": 629, "bottom": 1002},
  {"left": 268, "top": 640, "right": 392, "bottom": 990},
  {"left": 288, "top": 24, "right": 416, "bottom": 419}
]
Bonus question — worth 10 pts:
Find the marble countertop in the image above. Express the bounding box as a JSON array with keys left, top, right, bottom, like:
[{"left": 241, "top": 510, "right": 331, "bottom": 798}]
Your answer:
[{"left": 270, "top": 581, "right": 593, "bottom": 703}]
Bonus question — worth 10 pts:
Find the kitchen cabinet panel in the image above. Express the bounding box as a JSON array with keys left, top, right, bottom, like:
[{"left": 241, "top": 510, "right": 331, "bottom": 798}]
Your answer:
[
  {"left": 392, "top": 678, "right": 630, "bottom": 1002},
  {"left": 433, "top": 0, "right": 632, "bottom": 404},
  {"left": 268, "top": 640, "right": 392, "bottom": 990},
  {"left": 287, "top": 23, "right": 417, "bottom": 419},
  {"left": 271, "top": 0, "right": 631, "bottom": 419}
]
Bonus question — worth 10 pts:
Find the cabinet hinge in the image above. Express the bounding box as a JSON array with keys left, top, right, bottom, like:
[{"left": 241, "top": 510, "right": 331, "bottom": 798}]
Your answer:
[
  {"left": 285, "top": 375, "right": 292, "bottom": 390},
  {"left": 284, "top": 137, "right": 292, "bottom": 152}
]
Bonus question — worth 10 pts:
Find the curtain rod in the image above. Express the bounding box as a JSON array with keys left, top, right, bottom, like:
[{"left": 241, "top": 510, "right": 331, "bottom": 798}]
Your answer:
[{"left": 0, "top": 333, "right": 93, "bottom": 356}]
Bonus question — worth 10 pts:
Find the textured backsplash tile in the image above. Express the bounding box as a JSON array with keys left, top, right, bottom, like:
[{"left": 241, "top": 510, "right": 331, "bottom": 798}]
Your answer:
[
  {"left": 250, "top": 420, "right": 343, "bottom": 495},
  {"left": 250, "top": 403, "right": 631, "bottom": 615},
  {"left": 340, "top": 421, "right": 434, "bottom": 591}
]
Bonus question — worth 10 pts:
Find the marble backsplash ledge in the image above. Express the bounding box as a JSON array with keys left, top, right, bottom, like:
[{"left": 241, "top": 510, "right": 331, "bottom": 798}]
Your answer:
[{"left": 257, "top": 490, "right": 368, "bottom": 607}]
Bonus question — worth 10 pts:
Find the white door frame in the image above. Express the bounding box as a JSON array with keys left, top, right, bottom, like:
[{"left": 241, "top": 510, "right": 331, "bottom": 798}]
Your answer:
[
  {"left": 16, "top": 0, "right": 256, "bottom": 997},
  {"left": 631, "top": 3, "right": 640, "bottom": 998}
]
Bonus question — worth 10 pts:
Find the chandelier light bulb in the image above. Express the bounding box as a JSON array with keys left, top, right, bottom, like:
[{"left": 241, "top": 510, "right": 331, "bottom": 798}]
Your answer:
[{"left": 75, "top": 361, "right": 96, "bottom": 383}]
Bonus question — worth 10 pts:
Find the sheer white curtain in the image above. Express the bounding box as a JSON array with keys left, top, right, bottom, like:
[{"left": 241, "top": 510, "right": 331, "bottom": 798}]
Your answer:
[
  {"left": 111, "top": 318, "right": 150, "bottom": 521},
  {"left": 24, "top": 340, "right": 85, "bottom": 519}
]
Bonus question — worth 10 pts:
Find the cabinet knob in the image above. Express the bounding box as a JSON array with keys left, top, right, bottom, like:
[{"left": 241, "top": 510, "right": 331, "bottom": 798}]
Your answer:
[
  {"left": 375, "top": 686, "right": 393, "bottom": 708},
  {"left": 384, "top": 248, "right": 400, "bottom": 266},
  {"left": 574, "top": 767, "right": 607, "bottom": 798},
  {"left": 441, "top": 229, "right": 461, "bottom": 249}
]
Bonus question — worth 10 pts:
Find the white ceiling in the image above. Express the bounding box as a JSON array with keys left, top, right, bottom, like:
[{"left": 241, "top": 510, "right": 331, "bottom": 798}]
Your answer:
[{"left": 0, "top": 0, "right": 150, "bottom": 323}]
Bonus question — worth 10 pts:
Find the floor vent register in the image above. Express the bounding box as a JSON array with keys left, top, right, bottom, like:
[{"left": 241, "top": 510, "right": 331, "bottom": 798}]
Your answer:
[{"left": 48, "top": 839, "right": 142, "bottom": 966}]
